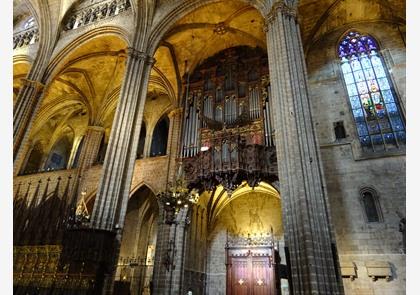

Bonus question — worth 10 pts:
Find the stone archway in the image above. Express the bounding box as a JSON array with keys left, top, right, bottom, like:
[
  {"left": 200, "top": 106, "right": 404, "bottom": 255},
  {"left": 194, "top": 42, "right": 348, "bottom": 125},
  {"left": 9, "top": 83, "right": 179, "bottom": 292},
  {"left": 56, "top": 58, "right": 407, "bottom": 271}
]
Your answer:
[
  {"left": 205, "top": 183, "right": 289, "bottom": 295},
  {"left": 114, "top": 185, "right": 159, "bottom": 295}
]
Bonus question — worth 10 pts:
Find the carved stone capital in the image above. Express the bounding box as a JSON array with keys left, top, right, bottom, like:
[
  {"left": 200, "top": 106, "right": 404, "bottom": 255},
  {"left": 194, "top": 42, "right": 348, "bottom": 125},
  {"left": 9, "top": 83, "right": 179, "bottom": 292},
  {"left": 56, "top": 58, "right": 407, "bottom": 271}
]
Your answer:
[
  {"left": 168, "top": 107, "right": 183, "bottom": 118},
  {"left": 265, "top": 1, "right": 298, "bottom": 28},
  {"left": 127, "top": 47, "right": 155, "bottom": 66},
  {"left": 22, "top": 78, "right": 44, "bottom": 93},
  {"left": 87, "top": 125, "right": 105, "bottom": 133}
]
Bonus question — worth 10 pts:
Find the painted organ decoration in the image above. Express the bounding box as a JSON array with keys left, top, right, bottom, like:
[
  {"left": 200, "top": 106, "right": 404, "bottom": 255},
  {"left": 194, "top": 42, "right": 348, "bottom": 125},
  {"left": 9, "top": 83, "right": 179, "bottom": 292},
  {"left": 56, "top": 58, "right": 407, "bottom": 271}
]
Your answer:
[{"left": 180, "top": 46, "right": 278, "bottom": 193}]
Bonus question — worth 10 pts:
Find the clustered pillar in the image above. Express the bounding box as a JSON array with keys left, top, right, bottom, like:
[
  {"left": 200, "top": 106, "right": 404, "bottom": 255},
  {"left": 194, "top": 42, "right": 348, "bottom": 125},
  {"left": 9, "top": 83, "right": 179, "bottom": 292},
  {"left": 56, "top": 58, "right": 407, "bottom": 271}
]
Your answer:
[
  {"left": 77, "top": 126, "right": 105, "bottom": 170},
  {"left": 265, "top": 1, "right": 344, "bottom": 294},
  {"left": 89, "top": 47, "right": 155, "bottom": 294},
  {"left": 13, "top": 78, "right": 45, "bottom": 173},
  {"left": 91, "top": 48, "right": 155, "bottom": 231}
]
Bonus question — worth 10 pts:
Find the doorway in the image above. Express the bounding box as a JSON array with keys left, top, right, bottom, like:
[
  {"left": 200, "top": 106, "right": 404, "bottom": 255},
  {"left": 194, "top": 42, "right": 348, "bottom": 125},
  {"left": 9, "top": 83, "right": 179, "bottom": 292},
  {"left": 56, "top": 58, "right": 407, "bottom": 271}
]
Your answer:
[{"left": 227, "top": 245, "right": 276, "bottom": 295}]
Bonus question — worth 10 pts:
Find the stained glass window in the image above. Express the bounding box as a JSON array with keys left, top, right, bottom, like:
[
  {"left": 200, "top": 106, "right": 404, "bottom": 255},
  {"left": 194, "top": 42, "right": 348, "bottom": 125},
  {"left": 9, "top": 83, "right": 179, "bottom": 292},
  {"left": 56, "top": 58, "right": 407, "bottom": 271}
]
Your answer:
[{"left": 338, "top": 31, "right": 405, "bottom": 152}]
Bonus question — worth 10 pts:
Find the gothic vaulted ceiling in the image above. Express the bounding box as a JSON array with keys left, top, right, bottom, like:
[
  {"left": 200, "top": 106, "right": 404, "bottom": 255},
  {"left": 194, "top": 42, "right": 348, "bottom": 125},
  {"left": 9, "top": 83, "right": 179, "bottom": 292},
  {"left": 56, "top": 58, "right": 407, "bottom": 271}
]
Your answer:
[
  {"left": 31, "top": 35, "right": 127, "bottom": 141},
  {"left": 298, "top": 0, "right": 405, "bottom": 50},
  {"left": 14, "top": 0, "right": 405, "bottom": 108},
  {"left": 151, "top": 0, "right": 265, "bottom": 101}
]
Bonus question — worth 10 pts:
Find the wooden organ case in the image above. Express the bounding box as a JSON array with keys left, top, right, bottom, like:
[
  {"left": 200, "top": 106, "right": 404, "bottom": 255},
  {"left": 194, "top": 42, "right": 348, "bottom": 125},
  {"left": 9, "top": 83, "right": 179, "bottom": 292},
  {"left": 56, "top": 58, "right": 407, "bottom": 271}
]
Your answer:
[{"left": 180, "top": 46, "right": 278, "bottom": 193}]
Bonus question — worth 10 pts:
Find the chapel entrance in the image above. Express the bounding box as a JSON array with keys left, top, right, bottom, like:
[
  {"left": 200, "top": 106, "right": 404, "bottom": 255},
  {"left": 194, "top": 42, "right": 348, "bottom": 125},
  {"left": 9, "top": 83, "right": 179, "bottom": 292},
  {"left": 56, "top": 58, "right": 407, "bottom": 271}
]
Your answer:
[
  {"left": 227, "top": 245, "right": 276, "bottom": 295},
  {"left": 202, "top": 183, "right": 287, "bottom": 294}
]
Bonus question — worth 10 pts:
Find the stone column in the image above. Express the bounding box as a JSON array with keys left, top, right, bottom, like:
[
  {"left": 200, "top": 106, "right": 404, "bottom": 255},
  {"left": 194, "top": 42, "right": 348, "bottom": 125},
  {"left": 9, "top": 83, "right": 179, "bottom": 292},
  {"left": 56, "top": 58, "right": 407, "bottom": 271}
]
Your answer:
[
  {"left": 265, "top": 1, "right": 344, "bottom": 294},
  {"left": 77, "top": 126, "right": 105, "bottom": 170},
  {"left": 87, "top": 48, "right": 154, "bottom": 294},
  {"left": 152, "top": 207, "right": 190, "bottom": 295},
  {"left": 13, "top": 79, "right": 44, "bottom": 170},
  {"left": 91, "top": 48, "right": 154, "bottom": 230},
  {"left": 167, "top": 108, "right": 183, "bottom": 182}
]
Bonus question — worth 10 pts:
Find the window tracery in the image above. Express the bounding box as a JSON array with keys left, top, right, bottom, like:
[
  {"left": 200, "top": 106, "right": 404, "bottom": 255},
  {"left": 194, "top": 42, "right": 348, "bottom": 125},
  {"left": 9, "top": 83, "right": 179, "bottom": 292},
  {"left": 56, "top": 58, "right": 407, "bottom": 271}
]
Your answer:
[{"left": 338, "top": 31, "right": 405, "bottom": 152}]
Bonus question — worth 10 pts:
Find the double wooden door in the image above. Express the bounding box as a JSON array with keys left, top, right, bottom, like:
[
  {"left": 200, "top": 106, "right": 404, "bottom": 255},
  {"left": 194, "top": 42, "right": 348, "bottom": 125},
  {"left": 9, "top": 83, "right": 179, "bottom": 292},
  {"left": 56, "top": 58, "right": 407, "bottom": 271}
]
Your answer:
[{"left": 227, "top": 247, "right": 276, "bottom": 295}]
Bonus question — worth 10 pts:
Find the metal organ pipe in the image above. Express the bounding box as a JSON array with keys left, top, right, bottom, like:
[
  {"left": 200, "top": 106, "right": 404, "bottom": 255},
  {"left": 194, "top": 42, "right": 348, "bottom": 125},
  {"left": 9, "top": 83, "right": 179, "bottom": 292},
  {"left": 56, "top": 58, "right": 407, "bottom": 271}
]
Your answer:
[
  {"left": 194, "top": 93, "right": 200, "bottom": 156},
  {"left": 190, "top": 94, "right": 196, "bottom": 157},
  {"left": 187, "top": 97, "right": 193, "bottom": 157},
  {"left": 249, "top": 87, "right": 260, "bottom": 120},
  {"left": 182, "top": 90, "right": 189, "bottom": 157},
  {"left": 232, "top": 97, "right": 237, "bottom": 122},
  {"left": 255, "top": 87, "right": 260, "bottom": 119},
  {"left": 185, "top": 102, "right": 190, "bottom": 157}
]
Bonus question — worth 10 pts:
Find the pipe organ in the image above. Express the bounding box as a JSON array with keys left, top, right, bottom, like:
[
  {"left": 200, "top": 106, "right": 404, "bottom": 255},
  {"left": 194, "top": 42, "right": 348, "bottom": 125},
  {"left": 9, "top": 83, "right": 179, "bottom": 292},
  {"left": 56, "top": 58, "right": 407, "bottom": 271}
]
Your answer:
[{"left": 180, "top": 46, "right": 278, "bottom": 192}]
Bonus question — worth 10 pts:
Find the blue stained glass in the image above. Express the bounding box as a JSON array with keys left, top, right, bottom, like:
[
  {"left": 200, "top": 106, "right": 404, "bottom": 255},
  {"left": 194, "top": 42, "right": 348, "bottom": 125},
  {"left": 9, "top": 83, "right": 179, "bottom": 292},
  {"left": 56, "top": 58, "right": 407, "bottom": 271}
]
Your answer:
[
  {"left": 367, "top": 122, "right": 380, "bottom": 134},
  {"left": 344, "top": 72, "right": 355, "bottom": 84},
  {"left": 360, "top": 56, "right": 372, "bottom": 69},
  {"left": 371, "top": 134, "right": 384, "bottom": 145},
  {"left": 360, "top": 136, "right": 372, "bottom": 147},
  {"left": 371, "top": 92, "right": 381, "bottom": 104},
  {"left": 378, "top": 78, "right": 390, "bottom": 90},
  {"left": 373, "top": 65, "right": 386, "bottom": 78},
  {"left": 381, "top": 90, "right": 394, "bottom": 103},
  {"left": 363, "top": 68, "right": 375, "bottom": 80},
  {"left": 371, "top": 55, "right": 382, "bottom": 67},
  {"left": 379, "top": 120, "right": 391, "bottom": 130},
  {"left": 350, "top": 59, "right": 362, "bottom": 71},
  {"left": 357, "top": 82, "right": 368, "bottom": 94},
  {"left": 385, "top": 103, "right": 398, "bottom": 115},
  {"left": 350, "top": 95, "right": 361, "bottom": 109},
  {"left": 376, "top": 108, "right": 386, "bottom": 119},
  {"left": 383, "top": 133, "right": 395, "bottom": 144},
  {"left": 390, "top": 117, "right": 404, "bottom": 131},
  {"left": 341, "top": 62, "right": 352, "bottom": 74},
  {"left": 346, "top": 84, "right": 358, "bottom": 96},
  {"left": 356, "top": 123, "right": 369, "bottom": 136},
  {"left": 353, "top": 108, "right": 365, "bottom": 122},
  {"left": 353, "top": 70, "right": 365, "bottom": 82},
  {"left": 396, "top": 131, "right": 406, "bottom": 143}
]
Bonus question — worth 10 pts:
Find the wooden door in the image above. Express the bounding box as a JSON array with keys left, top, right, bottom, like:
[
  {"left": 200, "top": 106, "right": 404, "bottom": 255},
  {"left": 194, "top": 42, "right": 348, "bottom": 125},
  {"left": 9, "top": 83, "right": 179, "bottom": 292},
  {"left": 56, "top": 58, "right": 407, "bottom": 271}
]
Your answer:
[
  {"left": 251, "top": 256, "right": 274, "bottom": 295},
  {"left": 227, "top": 248, "right": 276, "bottom": 295},
  {"left": 231, "top": 257, "right": 250, "bottom": 295}
]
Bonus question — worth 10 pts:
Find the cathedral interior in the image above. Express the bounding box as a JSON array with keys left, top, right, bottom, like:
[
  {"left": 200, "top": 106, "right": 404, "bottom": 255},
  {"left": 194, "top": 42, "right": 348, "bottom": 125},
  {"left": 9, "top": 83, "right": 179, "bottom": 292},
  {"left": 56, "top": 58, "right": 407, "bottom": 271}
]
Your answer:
[{"left": 12, "top": 0, "right": 406, "bottom": 294}]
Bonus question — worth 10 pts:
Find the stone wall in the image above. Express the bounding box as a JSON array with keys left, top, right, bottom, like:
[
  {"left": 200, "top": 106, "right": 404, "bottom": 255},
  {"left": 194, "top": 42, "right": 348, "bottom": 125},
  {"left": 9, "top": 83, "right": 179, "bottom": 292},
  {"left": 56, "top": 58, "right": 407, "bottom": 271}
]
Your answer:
[{"left": 306, "top": 21, "right": 406, "bottom": 295}]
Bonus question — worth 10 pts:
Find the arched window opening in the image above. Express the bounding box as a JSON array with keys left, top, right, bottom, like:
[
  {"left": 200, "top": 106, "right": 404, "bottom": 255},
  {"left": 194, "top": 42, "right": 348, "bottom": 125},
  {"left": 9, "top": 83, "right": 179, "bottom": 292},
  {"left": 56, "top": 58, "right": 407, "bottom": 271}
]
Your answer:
[
  {"left": 338, "top": 31, "right": 405, "bottom": 152},
  {"left": 44, "top": 136, "right": 73, "bottom": 171},
  {"left": 71, "top": 136, "right": 85, "bottom": 168},
  {"left": 136, "top": 123, "right": 146, "bottom": 159},
  {"left": 21, "top": 142, "right": 43, "bottom": 174},
  {"left": 150, "top": 116, "right": 169, "bottom": 157},
  {"left": 360, "top": 188, "right": 382, "bottom": 223}
]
